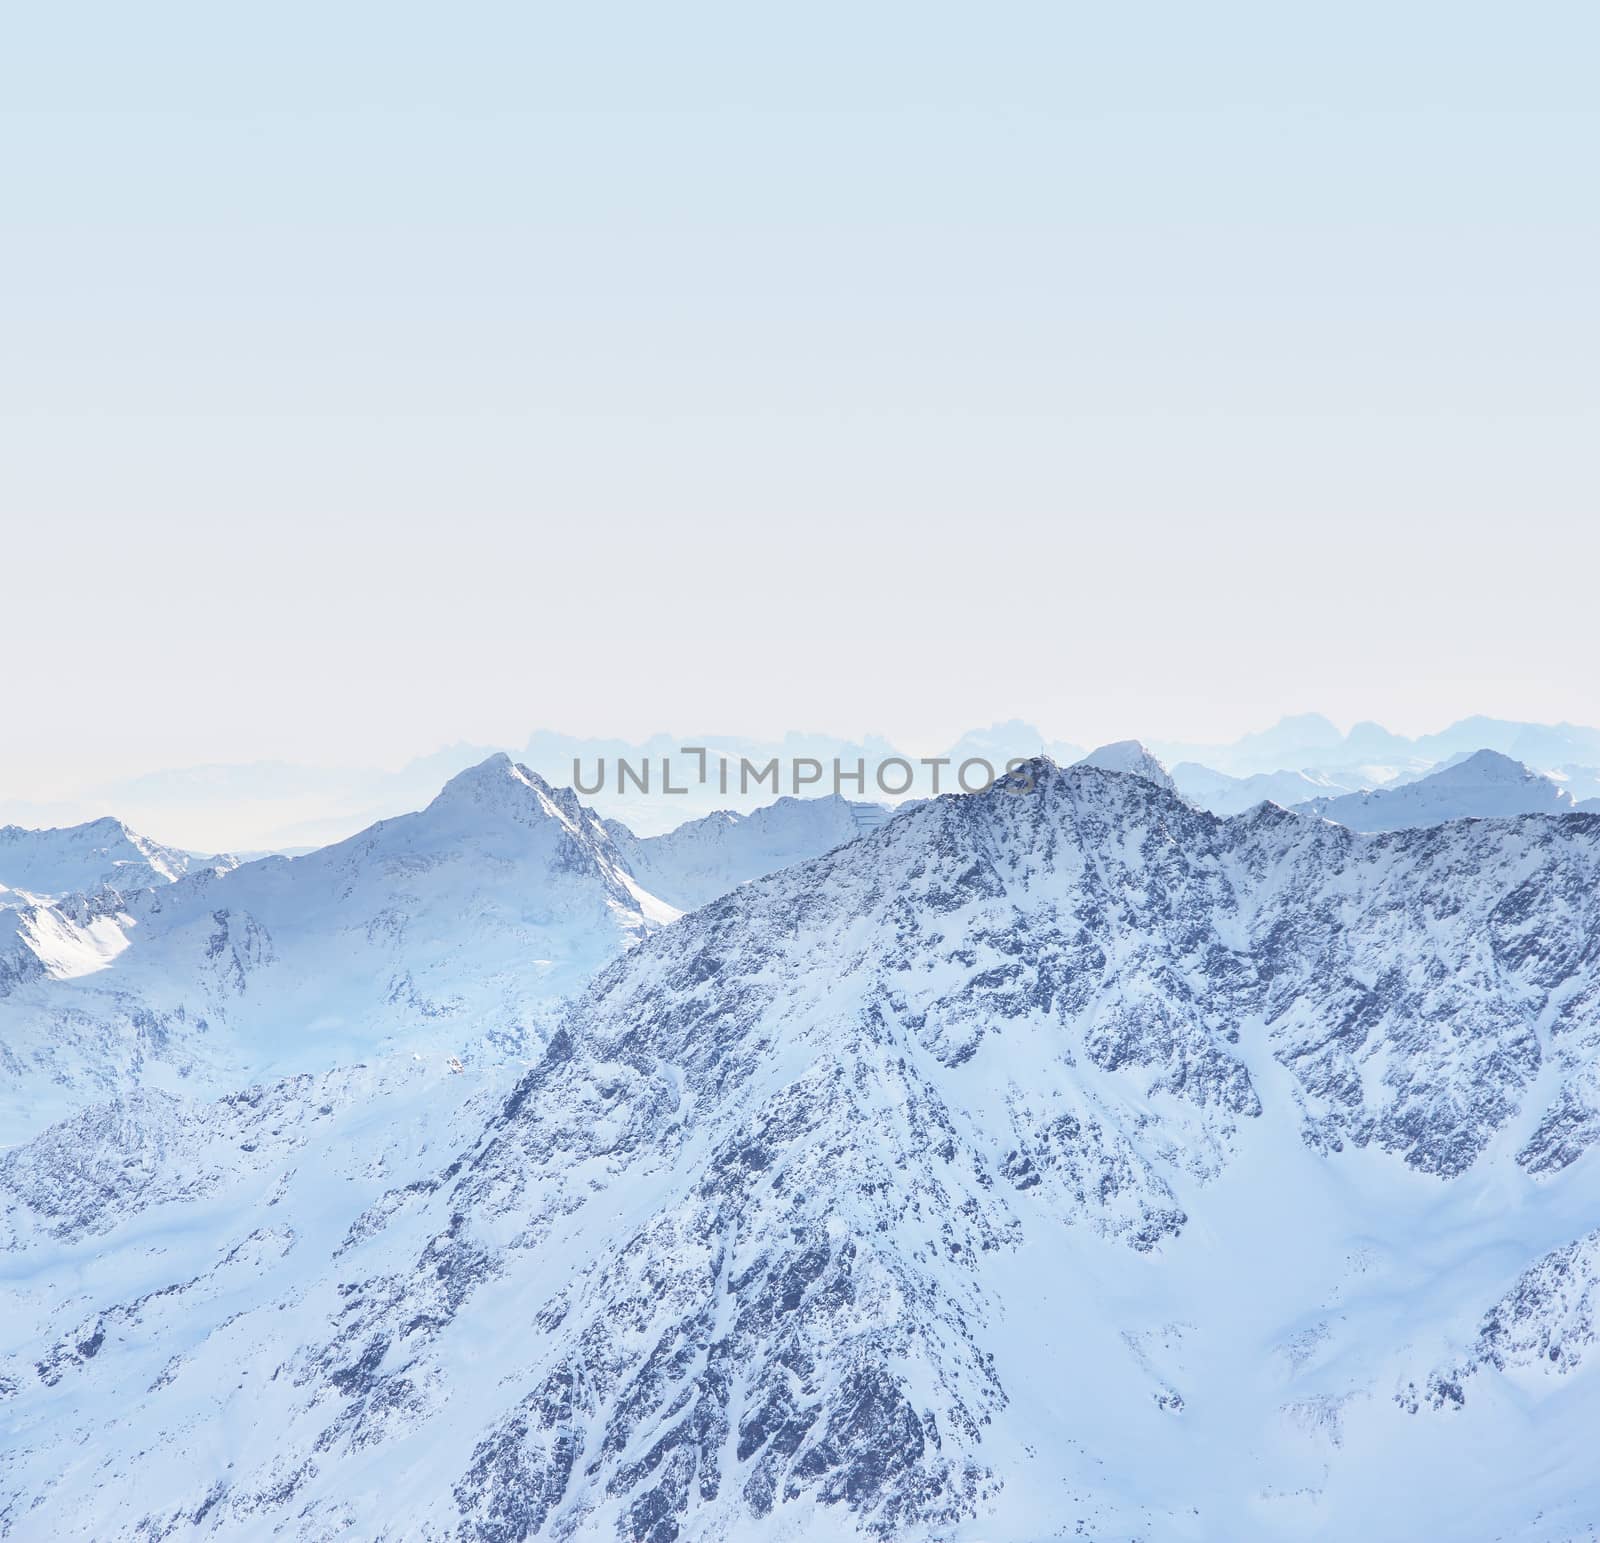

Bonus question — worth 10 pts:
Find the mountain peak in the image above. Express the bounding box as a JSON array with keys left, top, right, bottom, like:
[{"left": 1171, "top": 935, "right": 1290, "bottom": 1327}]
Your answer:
[
  {"left": 1293, "top": 746, "right": 1576, "bottom": 830},
  {"left": 1073, "top": 739, "right": 1177, "bottom": 792},
  {"left": 0, "top": 815, "right": 194, "bottom": 898},
  {"left": 1, "top": 813, "right": 130, "bottom": 842},
  {"left": 1267, "top": 710, "right": 1343, "bottom": 738},
  {"left": 427, "top": 753, "right": 562, "bottom": 817},
  {"left": 1434, "top": 748, "right": 1540, "bottom": 785}
]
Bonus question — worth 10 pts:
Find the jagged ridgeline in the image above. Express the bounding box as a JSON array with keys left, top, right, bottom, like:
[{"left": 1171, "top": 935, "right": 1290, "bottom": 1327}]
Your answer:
[{"left": 6, "top": 761, "right": 1600, "bottom": 1539}]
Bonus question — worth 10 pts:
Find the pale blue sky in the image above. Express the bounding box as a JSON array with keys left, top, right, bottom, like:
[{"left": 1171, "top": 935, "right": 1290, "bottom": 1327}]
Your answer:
[{"left": 4, "top": 1, "right": 1597, "bottom": 786}]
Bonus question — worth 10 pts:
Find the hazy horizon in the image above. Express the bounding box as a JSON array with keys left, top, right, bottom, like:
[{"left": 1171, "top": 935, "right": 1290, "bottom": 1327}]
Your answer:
[
  {"left": 14, "top": 703, "right": 1600, "bottom": 789},
  {"left": 9, "top": 707, "right": 1600, "bottom": 854}
]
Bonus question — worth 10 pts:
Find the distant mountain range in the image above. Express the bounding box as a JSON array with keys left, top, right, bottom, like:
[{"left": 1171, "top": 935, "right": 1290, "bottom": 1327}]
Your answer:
[
  {"left": 11, "top": 715, "right": 1600, "bottom": 852},
  {"left": 1150, "top": 712, "right": 1600, "bottom": 780},
  {"left": 1171, "top": 762, "right": 1365, "bottom": 815},
  {"left": 1292, "top": 749, "right": 1593, "bottom": 831}
]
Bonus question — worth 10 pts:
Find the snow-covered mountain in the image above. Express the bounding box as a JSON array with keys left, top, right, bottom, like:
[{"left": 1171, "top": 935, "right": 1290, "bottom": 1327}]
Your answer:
[
  {"left": 0, "top": 817, "right": 216, "bottom": 906},
  {"left": 1295, "top": 749, "right": 1580, "bottom": 831},
  {"left": 1171, "top": 762, "right": 1363, "bottom": 817},
  {"left": 604, "top": 795, "right": 881, "bottom": 911},
  {"left": 1074, "top": 738, "right": 1177, "bottom": 791},
  {"left": 0, "top": 754, "right": 677, "bottom": 1138},
  {"left": 8, "top": 762, "right": 1600, "bottom": 1538}
]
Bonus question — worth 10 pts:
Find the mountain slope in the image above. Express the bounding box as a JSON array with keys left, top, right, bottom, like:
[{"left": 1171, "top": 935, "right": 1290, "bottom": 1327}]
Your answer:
[
  {"left": 0, "top": 754, "right": 677, "bottom": 1138},
  {"left": 604, "top": 795, "right": 877, "bottom": 911},
  {"left": 1295, "top": 748, "right": 1579, "bottom": 831},
  {"left": 7, "top": 765, "right": 1600, "bottom": 1538}
]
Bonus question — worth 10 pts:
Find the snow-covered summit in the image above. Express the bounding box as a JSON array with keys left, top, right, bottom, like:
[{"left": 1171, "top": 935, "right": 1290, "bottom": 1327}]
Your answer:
[
  {"left": 427, "top": 751, "right": 573, "bottom": 821},
  {"left": 0, "top": 815, "right": 215, "bottom": 905},
  {"left": 1295, "top": 747, "right": 1578, "bottom": 830},
  {"left": 0, "top": 755, "right": 678, "bottom": 1136},
  {"left": 1436, "top": 746, "right": 1573, "bottom": 786},
  {"left": 1073, "top": 738, "right": 1178, "bottom": 791}
]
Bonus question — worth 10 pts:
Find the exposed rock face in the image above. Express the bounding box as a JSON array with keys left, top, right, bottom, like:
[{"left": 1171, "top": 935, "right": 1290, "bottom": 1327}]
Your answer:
[{"left": 5, "top": 763, "right": 1600, "bottom": 1539}]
